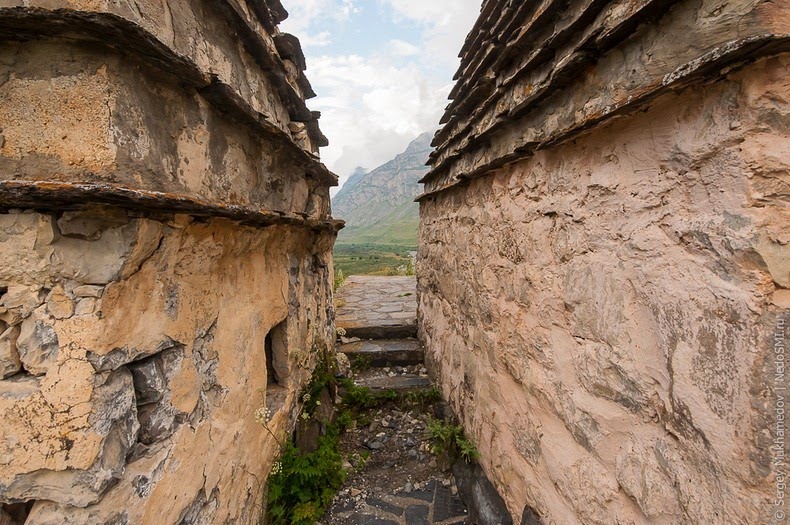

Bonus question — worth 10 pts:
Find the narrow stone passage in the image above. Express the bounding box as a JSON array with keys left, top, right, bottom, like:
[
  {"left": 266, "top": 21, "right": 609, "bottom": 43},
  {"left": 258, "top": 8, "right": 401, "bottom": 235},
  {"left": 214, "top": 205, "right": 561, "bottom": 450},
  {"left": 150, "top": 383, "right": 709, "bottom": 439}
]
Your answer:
[{"left": 324, "top": 276, "right": 469, "bottom": 525}]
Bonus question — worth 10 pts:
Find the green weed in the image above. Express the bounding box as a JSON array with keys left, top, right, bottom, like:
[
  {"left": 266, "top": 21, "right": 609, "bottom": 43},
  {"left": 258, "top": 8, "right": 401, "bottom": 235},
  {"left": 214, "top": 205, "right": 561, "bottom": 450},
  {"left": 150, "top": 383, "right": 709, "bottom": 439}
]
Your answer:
[
  {"left": 427, "top": 419, "right": 480, "bottom": 464},
  {"left": 266, "top": 426, "right": 346, "bottom": 525}
]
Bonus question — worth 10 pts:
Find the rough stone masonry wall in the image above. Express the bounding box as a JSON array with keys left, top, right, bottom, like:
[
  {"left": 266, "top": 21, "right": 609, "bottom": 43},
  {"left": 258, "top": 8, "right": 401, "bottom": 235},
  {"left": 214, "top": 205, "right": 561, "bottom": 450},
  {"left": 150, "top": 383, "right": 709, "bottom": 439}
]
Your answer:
[
  {"left": 0, "top": 2, "right": 340, "bottom": 524},
  {"left": 418, "top": 0, "right": 789, "bottom": 523}
]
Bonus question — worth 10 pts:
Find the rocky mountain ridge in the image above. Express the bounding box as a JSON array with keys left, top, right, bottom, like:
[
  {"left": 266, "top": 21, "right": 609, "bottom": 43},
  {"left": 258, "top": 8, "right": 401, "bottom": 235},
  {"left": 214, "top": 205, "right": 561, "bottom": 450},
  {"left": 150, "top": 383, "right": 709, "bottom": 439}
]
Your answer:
[{"left": 332, "top": 132, "right": 433, "bottom": 246}]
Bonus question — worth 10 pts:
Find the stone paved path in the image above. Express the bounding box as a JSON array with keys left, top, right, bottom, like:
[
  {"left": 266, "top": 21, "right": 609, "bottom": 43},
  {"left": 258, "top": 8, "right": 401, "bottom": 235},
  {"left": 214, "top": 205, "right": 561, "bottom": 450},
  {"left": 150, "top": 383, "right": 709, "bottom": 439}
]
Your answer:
[
  {"left": 328, "top": 479, "right": 467, "bottom": 525},
  {"left": 336, "top": 276, "right": 417, "bottom": 339},
  {"left": 328, "top": 277, "right": 469, "bottom": 525}
]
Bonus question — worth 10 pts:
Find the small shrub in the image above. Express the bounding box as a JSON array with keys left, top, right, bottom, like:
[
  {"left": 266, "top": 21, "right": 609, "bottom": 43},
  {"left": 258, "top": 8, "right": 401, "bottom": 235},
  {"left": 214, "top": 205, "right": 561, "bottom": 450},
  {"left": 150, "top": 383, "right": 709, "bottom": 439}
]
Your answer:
[
  {"left": 427, "top": 419, "right": 480, "bottom": 464},
  {"left": 336, "top": 408, "right": 355, "bottom": 430},
  {"left": 266, "top": 427, "right": 347, "bottom": 525},
  {"left": 333, "top": 269, "right": 346, "bottom": 291},
  {"left": 338, "top": 379, "right": 397, "bottom": 410},
  {"left": 457, "top": 436, "right": 481, "bottom": 463},
  {"left": 350, "top": 354, "right": 372, "bottom": 373},
  {"left": 404, "top": 387, "right": 442, "bottom": 407}
]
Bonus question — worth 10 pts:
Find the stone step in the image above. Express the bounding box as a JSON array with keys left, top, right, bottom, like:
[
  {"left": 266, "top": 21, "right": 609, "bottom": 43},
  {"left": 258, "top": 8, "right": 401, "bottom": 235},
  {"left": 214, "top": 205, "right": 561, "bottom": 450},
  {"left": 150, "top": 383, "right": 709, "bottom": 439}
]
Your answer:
[
  {"left": 335, "top": 276, "right": 418, "bottom": 340},
  {"left": 339, "top": 339, "right": 424, "bottom": 367},
  {"left": 340, "top": 322, "right": 417, "bottom": 340},
  {"left": 355, "top": 371, "right": 433, "bottom": 393}
]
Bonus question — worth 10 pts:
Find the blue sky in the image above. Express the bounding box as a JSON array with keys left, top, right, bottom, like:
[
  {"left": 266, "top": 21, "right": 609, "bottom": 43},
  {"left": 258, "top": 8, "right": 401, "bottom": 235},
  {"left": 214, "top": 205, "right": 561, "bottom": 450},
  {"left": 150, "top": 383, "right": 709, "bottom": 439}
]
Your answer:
[{"left": 280, "top": 0, "right": 482, "bottom": 192}]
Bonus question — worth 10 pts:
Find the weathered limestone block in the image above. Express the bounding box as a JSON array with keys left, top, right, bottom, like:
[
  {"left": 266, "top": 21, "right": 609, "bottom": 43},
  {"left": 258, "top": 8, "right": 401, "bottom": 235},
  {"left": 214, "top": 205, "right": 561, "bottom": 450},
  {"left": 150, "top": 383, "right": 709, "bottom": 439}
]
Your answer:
[
  {"left": 0, "top": 325, "right": 21, "bottom": 379},
  {"left": 0, "top": 368, "right": 139, "bottom": 507},
  {"left": 45, "top": 287, "right": 73, "bottom": 320},
  {"left": 16, "top": 308, "right": 59, "bottom": 376},
  {"left": 72, "top": 286, "right": 103, "bottom": 299},
  {"left": 420, "top": 11, "right": 789, "bottom": 520}
]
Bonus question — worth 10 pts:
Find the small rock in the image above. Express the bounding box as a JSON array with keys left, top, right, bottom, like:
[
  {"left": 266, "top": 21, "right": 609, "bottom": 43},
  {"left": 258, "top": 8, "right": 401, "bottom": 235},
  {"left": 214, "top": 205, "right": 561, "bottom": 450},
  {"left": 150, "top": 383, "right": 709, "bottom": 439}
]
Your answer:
[
  {"left": 334, "top": 351, "right": 352, "bottom": 378},
  {"left": 129, "top": 357, "right": 166, "bottom": 404},
  {"left": 404, "top": 482, "right": 413, "bottom": 493},
  {"left": 73, "top": 285, "right": 104, "bottom": 298},
  {"left": 730, "top": 120, "right": 741, "bottom": 130},
  {"left": 451, "top": 485, "right": 458, "bottom": 496},
  {"left": 350, "top": 488, "right": 362, "bottom": 497},
  {"left": 429, "top": 459, "right": 438, "bottom": 468},
  {"left": 406, "top": 437, "right": 416, "bottom": 447},
  {"left": 0, "top": 325, "right": 22, "bottom": 378},
  {"left": 46, "top": 286, "right": 73, "bottom": 320},
  {"left": 366, "top": 440, "right": 384, "bottom": 451},
  {"left": 74, "top": 298, "right": 96, "bottom": 316},
  {"left": 408, "top": 450, "right": 418, "bottom": 459},
  {"left": 16, "top": 308, "right": 59, "bottom": 376}
]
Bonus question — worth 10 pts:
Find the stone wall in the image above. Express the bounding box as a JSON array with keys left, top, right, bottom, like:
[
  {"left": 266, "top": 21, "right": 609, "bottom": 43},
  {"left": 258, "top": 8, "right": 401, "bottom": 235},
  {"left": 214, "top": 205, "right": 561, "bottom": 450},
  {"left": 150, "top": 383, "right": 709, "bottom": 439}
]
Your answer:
[
  {"left": 0, "top": 2, "right": 340, "bottom": 524},
  {"left": 418, "top": 0, "right": 789, "bottom": 523}
]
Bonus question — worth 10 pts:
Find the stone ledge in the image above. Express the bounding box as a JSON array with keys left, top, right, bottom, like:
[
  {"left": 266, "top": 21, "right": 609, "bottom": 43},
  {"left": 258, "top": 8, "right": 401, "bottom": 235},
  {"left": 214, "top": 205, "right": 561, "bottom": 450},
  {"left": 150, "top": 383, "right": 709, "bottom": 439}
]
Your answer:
[{"left": 0, "top": 181, "right": 345, "bottom": 233}]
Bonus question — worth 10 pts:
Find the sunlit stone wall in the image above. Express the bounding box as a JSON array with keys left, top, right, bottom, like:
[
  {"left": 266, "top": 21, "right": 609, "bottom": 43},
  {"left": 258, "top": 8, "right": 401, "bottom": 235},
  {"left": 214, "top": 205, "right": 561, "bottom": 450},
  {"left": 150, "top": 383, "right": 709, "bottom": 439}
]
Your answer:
[
  {"left": 0, "top": 2, "right": 340, "bottom": 523},
  {"left": 418, "top": 0, "right": 789, "bottom": 522}
]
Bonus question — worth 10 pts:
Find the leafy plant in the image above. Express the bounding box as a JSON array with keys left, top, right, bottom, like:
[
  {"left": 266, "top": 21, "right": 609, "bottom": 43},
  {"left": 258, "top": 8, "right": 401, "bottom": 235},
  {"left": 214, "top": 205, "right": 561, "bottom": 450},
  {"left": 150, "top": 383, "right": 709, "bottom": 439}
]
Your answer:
[
  {"left": 350, "top": 354, "right": 373, "bottom": 373},
  {"left": 266, "top": 426, "right": 347, "bottom": 525},
  {"left": 404, "top": 387, "right": 442, "bottom": 407},
  {"left": 265, "top": 350, "right": 346, "bottom": 525},
  {"left": 457, "top": 436, "right": 480, "bottom": 463},
  {"left": 300, "top": 351, "right": 336, "bottom": 417},
  {"left": 333, "top": 268, "right": 346, "bottom": 291},
  {"left": 339, "top": 379, "right": 397, "bottom": 410},
  {"left": 336, "top": 408, "right": 355, "bottom": 430},
  {"left": 427, "top": 419, "right": 479, "bottom": 463}
]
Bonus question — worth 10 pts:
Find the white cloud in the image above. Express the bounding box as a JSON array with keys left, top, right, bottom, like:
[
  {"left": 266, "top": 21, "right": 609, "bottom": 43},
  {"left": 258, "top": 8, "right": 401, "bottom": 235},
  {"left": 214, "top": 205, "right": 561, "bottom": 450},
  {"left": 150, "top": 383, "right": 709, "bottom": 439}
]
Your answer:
[
  {"left": 279, "top": 0, "right": 482, "bottom": 193},
  {"left": 306, "top": 53, "right": 445, "bottom": 179},
  {"left": 383, "top": 0, "right": 482, "bottom": 69},
  {"left": 280, "top": 0, "right": 359, "bottom": 48},
  {"left": 389, "top": 39, "right": 420, "bottom": 56}
]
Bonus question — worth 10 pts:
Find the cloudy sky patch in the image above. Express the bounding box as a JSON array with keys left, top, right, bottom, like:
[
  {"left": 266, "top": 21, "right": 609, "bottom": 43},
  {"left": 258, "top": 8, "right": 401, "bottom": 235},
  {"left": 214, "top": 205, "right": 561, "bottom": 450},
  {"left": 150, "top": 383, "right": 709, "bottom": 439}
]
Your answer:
[{"left": 281, "top": 0, "right": 481, "bottom": 192}]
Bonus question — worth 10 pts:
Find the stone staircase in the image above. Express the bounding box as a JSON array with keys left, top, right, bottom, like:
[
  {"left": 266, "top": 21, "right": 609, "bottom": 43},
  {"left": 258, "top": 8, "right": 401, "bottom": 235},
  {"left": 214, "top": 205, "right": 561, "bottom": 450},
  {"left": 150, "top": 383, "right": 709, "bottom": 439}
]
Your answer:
[
  {"left": 327, "top": 276, "right": 469, "bottom": 525},
  {"left": 336, "top": 276, "right": 431, "bottom": 394}
]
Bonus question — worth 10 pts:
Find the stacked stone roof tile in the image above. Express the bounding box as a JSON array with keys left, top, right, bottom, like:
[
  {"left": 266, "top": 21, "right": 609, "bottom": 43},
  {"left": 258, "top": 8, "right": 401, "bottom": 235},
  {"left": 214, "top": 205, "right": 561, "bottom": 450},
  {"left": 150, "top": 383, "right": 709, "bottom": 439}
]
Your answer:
[{"left": 421, "top": 0, "right": 790, "bottom": 199}]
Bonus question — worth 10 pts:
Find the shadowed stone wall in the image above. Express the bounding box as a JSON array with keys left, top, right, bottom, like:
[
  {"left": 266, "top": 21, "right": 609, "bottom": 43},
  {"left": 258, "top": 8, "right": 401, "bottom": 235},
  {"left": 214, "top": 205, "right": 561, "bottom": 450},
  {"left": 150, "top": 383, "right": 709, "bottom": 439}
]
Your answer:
[
  {"left": 0, "top": 2, "right": 340, "bottom": 524},
  {"left": 418, "top": 0, "right": 789, "bottom": 523}
]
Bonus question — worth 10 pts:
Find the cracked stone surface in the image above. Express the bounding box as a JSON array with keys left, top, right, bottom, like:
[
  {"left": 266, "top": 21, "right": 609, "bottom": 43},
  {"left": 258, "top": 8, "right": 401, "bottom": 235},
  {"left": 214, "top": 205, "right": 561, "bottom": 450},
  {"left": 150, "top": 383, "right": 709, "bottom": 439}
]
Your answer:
[
  {"left": 336, "top": 277, "right": 417, "bottom": 339},
  {"left": 0, "top": 210, "right": 337, "bottom": 524}
]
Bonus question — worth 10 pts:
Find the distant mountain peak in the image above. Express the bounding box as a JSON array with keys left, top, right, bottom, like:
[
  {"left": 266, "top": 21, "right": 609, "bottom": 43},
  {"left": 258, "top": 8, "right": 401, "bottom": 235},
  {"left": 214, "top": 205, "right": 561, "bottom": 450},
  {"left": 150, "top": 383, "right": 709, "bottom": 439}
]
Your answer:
[{"left": 332, "top": 133, "right": 433, "bottom": 247}]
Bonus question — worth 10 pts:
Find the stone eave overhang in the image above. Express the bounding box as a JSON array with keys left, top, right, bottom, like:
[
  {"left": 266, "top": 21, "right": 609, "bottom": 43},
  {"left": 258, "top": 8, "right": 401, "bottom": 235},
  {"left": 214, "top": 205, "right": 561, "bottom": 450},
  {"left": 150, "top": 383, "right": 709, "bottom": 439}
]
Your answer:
[
  {"left": 0, "top": 6, "right": 335, "bottom": 185},
  {"left": 418, "top": 0, "right": 789, "bottom": 202},
  {"left": 0, "top": 181, "right": 345, "bottom": 233}
]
